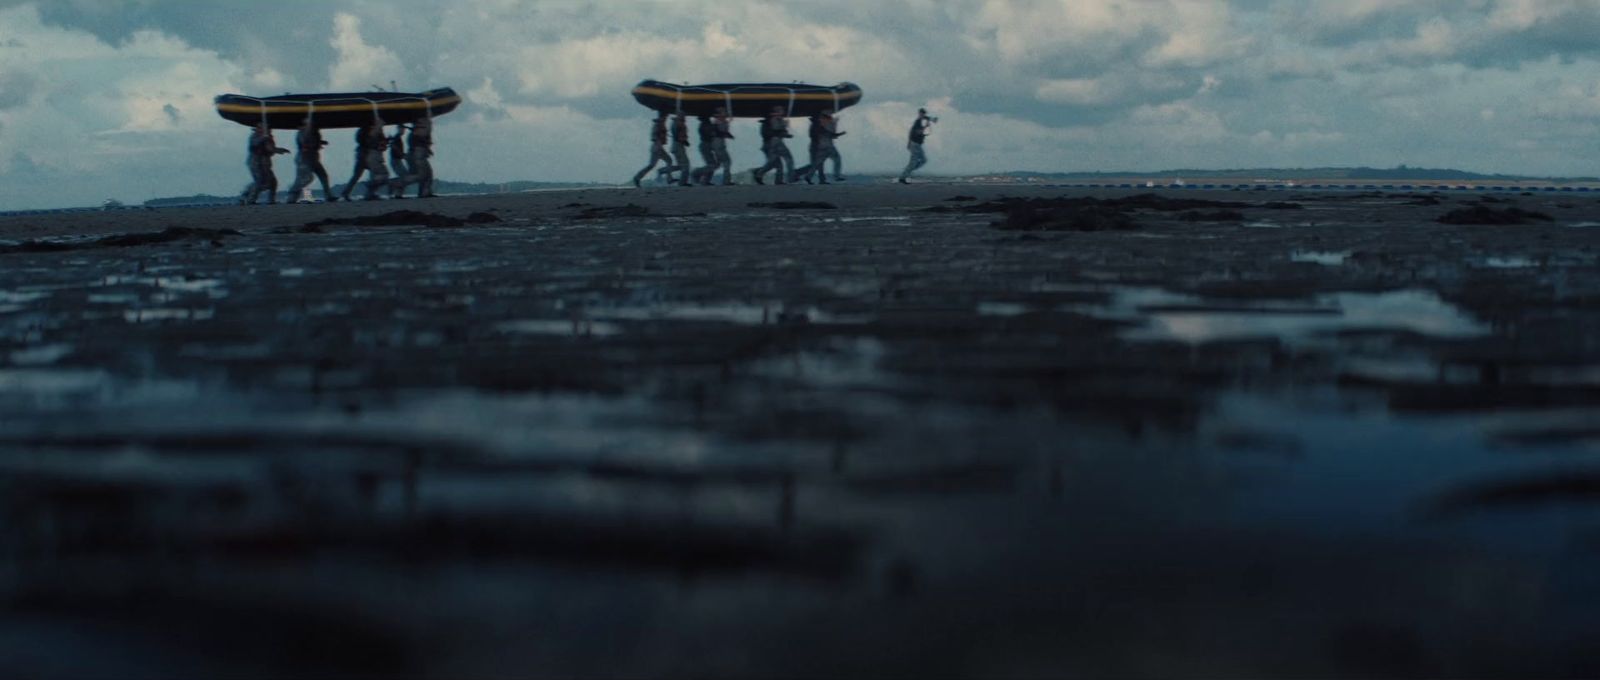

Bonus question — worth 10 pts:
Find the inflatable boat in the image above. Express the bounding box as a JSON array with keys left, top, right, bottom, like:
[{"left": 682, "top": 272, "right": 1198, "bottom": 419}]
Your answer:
[
  {"left": 632, "top": 81, "right": 863, "bottom": 118},
  {"left": 214, "top": 88, "right": 461, "bottom": 129}
]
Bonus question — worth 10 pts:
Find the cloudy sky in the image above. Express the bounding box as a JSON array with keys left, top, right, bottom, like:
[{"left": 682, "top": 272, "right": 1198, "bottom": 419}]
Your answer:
[{"left": 4, "top": 0, "right": 1600, "bottom": 209}]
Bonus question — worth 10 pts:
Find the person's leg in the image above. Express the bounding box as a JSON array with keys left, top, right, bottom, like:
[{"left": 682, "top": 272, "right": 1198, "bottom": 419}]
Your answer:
[
  {"left": 656, "top": 146, "right": 681, "bottom": 182},
  {"left": 673, "top": 145, "right": 693, "bottom": 186},
  {"left": 263, "top": 163, "right": 279, "bottom": 204},
  {"left": 632, "top": 147, "right": 664, "bottom": 187},
  {"left": 778, "top": 143, "right": 794, "bottom": 183},
  {"left": 694, "top": 146, "right": 716, "bottom": 184},
  {"left": 388, "top": 154, "right": 412, "bottom": 198},
  {"left": 793, "top": 143, "right": 818, "bottom": 184},
  {"left": 341, "top": 153, "right": 365, "bottom": 200},
  {"left": 750, "top": 140, "right": 773, "bottom": 183},
  {"left": 715, "top": 141, "right": 733, "bottom": 185},
  {"left": 415, "top": 151, "right": 434, "bottom": 198},
  {"left": 829, "top": 147, "right": 844, "bottom": 181},
  {"left": 240, "top": 159, "right": 263, "bottom": 205},
  {"left": 286, "top": 153, "right": 314, "bottom": 203},
  {"left": 363, "top": 151, "right": 390, "bottom": 199},
  {"left": 311, "top": 156, "right": 336, "bottom": 202},
  {"left": 900, "top": 143, "right": 925, "bottom": 181}
]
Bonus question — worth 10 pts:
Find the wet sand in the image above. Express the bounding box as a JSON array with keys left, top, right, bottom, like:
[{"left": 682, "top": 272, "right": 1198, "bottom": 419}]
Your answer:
[{"left": 2, "top": 183, "right": 1600, "bottom": 678}]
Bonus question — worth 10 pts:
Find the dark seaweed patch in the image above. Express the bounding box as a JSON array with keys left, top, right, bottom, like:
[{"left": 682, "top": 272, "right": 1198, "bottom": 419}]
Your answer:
[
  {"left": 302, "top": 210, "right": 478, "bottom": 229},
  {"left": 991, "top": 205, "right": 1137, "bottom": 232},
  {"left": 0, "top": 227, "right": 241, "bottom": 254},
  {"left": 1179, "top": 209, "right": 1246, "bottom": 222},
  {"left": 1422, "top": 470, "right": 1600, "bottom": 517},
  {"left": 573, "top": 204, "right": 654, "bottom": 220},
  {"left": 1437, "top": 206, "right": 1554, "bottom": 225}
]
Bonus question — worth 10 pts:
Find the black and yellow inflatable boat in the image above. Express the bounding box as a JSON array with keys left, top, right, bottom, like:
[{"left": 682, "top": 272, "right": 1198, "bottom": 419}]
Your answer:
[
  {"left": 632, "top": 81, "right": 863, "bottom": 118},
  {"left": 214, "top": 88, "right": 462, "bottom": 129}
]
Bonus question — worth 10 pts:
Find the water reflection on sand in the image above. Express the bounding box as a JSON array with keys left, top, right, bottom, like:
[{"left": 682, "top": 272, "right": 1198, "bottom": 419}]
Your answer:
[{"left": 0, "top": 196, "right": 1598, "bottom": 677}]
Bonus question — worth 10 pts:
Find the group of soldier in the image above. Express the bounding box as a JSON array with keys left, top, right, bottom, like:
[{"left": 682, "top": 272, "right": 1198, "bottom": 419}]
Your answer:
[
  {"left": 239, "top": 116, "right": 435, "bottom": 205},
  {"left": 631, "top": 106, "right": 935, "bottom": 188},
  {"left": 632, "top": 105, "right": 886, "bottom": 188},
  {"left": 240, "top": 104, "right": 936, "bottom": 203}
]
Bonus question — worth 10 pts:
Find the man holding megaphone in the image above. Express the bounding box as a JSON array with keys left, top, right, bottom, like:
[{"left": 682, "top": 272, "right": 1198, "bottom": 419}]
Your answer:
[{"left": 899, "top": 108, "right": 935, "bottom": 185}]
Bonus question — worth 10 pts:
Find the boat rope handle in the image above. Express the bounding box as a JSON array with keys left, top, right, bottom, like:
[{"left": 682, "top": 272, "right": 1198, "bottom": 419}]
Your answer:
[
  {"left": 259, "top": 100, "right": 268, "bottom": 127},
  {"left": 787, "top": 88, "right": 796, "bottom": 117},
  {"left": 306, "top": 100, "right": 315, "bottom": 125}
]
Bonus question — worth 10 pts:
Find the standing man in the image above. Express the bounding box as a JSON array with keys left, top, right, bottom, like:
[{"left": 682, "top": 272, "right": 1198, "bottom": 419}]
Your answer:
[
  {"left": 284, "top": 118, "right": 335, "bottom": 204},
  {"left": 239, "top": 122, "right": 288, "bottom": 205},
  {"left": 711, "top": 107, "right": 735, "bottom": 186},
  {"left": 750, "top": 106, "right": 793, "bottom": 186},
  {"left": 631, "top": 112, "right": 675, "bottom": 188},
  {"left": 668, "top": 113, "right": 693, "bottom": 187},
  {"left": 899, "top": 108, "right": 934, "bottom": 184},
  {"left": 692, "top": 115, "right": 718, "bottom": 186}
]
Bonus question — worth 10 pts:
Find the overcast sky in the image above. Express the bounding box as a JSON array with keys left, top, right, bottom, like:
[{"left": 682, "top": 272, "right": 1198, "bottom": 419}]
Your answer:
[{"left": 4, "top": 0, "right": 1600, "bottom": 209}]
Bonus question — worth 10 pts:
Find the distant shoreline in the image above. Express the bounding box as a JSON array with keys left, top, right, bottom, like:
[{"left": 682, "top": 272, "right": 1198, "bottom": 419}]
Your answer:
[{"left": 6, "top": 172, "right": 1600, "bottom": 216}]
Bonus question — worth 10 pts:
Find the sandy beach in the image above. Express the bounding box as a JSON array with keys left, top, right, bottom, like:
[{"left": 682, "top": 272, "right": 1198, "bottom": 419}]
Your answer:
[{"left": 2, "top": 183, "right": 1599, "bottom": 677}]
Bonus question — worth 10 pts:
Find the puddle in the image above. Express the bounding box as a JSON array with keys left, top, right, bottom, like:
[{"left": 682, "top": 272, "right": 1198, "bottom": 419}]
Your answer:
[
  {"left": 1210, "top": 391, "right": 1600, "bottom": 552},
  {"left": 977, "top": 302, "right": 1031, "bottom": 317},
  {"left": 1518, "top": 365, "right": 1600, "bottom": 387},
  {"left": 87, "top": 293, "right": 142, "bottom": 305},
  {"left": 1291, "top": 251, "right": 1350, "bottom": 266},
  {"left": 123, "top": 308, "right": 216, "bottom": 323},
  {"left": 279, "top": 268, "right": 306, "bottom": 278},
  {"left": 498, "top": 319, "right": 626, "bottom": 338},
  {"left": 1244, "top": 221, "right": 1283, "bottom": 229},
  {"left": 586, "top": 302, "right": 847, "bottom": 326},
  {"left": 1082, "top": 287, "right": 1489, "bottom": 344},
  {"left": 0, "top": 291, "right": 50, "bottom": 304},
  {"left": 831, "top": 216, "right": 914, "bottom": 224},
  {"left": 744, "top": 337, "right": 894, "bottom": 390},
  {"left": 8, "top": 344, "right": 74, "bottom": 366},
  {"left": 1482, "top": 256, "right": 1538, "bottom": 269},
  {"left": 178, "top": 343, "right": 273, "bottom": 360},
  {"left": 0, "top": 368, "right": 111, "bottom": 395},
  {"left": 1341, "top": 356, "right": 1485, "bottom": 385},
  {"left": 155, "top": 277, "right": 225, "bottom": 292},
  {"left": 1569, "top": 222, "right": 1600, "bottom": 228}
]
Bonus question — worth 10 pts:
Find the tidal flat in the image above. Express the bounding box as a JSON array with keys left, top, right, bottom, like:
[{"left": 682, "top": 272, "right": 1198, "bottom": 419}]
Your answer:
[{"left": 2, "top": 183, "right": 1599, "bottom": 678}]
